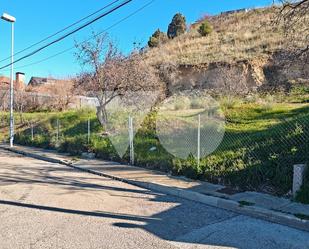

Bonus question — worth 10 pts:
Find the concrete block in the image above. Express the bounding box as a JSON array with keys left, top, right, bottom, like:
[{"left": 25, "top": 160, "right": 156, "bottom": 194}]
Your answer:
[{"left": 293, "top": 164, "right": 307, "bottom": 197}]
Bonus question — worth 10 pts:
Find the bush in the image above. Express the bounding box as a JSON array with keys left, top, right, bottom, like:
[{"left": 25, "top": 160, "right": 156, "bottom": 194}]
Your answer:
[
  {"left": 198, "top": 20, "right": 213, "bottom": 36},
  {"left": 167, "top": 13, "right": 187, "bottom": 39},
  {"left": 174, "top": 96, "right": 190, "bottom": 110},
  {"left": 220, "top": 96, "right": 240, "bottom": 109},
  {"left": 258, "top": 95, "right": 275, "bottom": 111},
  {"left": 92, "top": 137, "right": 119, "bottom": 161},
  {"left": 190, "top": 98, "right": 206, "bottom": 109},
  {"left": 58, "top": 135, "right": 89, "bottom": 155},
  {"left": 172, "top": 155, "right": 202, "bottom": 180}
]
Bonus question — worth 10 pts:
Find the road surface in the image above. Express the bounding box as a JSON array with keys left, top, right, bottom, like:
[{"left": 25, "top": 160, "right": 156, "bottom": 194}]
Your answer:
[{"left": 0, "top": 148, "right": 309, "bottom": 249}]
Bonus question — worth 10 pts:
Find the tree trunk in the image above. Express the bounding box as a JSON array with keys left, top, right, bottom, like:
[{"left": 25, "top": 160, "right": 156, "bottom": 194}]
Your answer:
[{"left": 96, "top": 105, "right": 108, "bottom": 128}]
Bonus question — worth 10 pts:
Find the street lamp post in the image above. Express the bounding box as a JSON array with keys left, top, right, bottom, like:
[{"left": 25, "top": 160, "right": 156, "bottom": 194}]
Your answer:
[{"left": 1, "top": 13, "right": 16, "bottom": 147}]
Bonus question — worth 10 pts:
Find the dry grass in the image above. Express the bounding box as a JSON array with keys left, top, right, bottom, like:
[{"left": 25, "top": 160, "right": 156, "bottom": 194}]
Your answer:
[{"left": 145, "top": 6, "right": 305, "bottom": 66}]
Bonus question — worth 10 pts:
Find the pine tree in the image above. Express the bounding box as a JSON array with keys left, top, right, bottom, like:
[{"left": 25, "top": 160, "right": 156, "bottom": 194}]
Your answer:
[
  {"left": 148, "top": 29, "right": 168, "bottom": 48},
  {"left": 167, "top": 13, "right": 187, "bottom": 39}
]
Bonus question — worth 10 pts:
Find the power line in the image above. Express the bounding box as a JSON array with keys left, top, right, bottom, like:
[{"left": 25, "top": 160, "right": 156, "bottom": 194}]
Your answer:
[
  {"left": 0, "top": 0, "right": 122, "bottom": 64},
  {"left": 0, "top": 0, "right": 132, "bottom": 70},
  {"left": 1, "top": 0, "right": 155, "bottom": 72}
]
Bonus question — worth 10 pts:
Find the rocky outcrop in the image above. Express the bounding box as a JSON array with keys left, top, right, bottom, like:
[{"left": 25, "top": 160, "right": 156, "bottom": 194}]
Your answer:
[{"left": 167, "top": 52, "right": 308, "bottom": 94}]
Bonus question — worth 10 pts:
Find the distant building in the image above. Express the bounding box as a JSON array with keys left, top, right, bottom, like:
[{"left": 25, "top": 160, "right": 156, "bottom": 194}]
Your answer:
[
  {"left": 28, "top": 77, "right": 58, "bottom": 87},
  {"left": 0, "top": 72, "right": 25, "bottom": 90},
  {"left": 220, "top": 8, "right": 249, "bottom": 15},
  {"left": 16, "top": 72, "right": 25, "bottom": 90}
]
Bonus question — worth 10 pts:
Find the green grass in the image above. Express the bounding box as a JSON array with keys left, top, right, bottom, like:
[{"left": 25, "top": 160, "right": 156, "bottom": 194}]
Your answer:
[
  {"left": 1, "top": 91, "right": 308, "bottom": 203},
  {"left": 295, "top": 213, "right": 309, "bottom": 220},
  {"left": 238, "top": 200, "right": 255, "bottom": 207}
]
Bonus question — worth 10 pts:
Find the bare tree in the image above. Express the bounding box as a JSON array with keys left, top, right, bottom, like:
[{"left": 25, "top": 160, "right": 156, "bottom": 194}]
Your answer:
[
  {"left": 276, "top": 0, "right": 309, "bottom": 59},
  {"left": 44, "top": 80, "right": 74, "bottom": 111},
  {"left": 26, "top": 79, "right": 74, "bottom": 111},
  {"left": 75, "top": 33, "right": 162, "bottom": 127},
  {"left": 0, "top": 89, "right": 8, "bottom": 111},
  {"left": 14, "top": 90, "right": 28, "bottom": 124}
]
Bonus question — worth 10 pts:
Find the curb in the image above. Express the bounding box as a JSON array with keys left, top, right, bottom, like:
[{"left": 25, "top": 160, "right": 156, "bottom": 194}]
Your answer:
[{"left": 1, "top": 145, "right": 309, "bottom": 232}]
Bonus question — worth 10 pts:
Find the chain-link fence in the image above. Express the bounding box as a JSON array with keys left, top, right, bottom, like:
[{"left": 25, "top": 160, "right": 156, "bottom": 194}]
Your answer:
[{"left": 0, "top": 92, "right": 308, "bottom": 196}]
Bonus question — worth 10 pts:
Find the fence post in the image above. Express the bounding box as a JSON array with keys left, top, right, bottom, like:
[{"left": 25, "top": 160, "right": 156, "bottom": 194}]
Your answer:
[
  {"left": 197, "top": 114, "right": 201, "bottom": 167},
  {"left": 56, "top": 119, "right": 60, "bottom": 142},
  {"left": 293, "top": 164, "right": 307, "bottom": 197},
  {"left": 128, "top": 116, "right": 134, "bottom": 165},
  {"left": 31, "top": 122, "right": 34, "bottom": 141},
  {"left": 87, "top": 118, "right": 91, "bottom": 144}
]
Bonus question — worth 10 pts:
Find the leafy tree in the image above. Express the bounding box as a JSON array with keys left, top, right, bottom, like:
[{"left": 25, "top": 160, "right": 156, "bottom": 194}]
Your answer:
[
  {"left": 148, "top": 29, "right": 168, "bottom": 48},
  {"left": 167, "top": 13, "right": 187, "bottom": 39},
  {"left": 198, "top": 20, "right": 213, "bottom": 36}
]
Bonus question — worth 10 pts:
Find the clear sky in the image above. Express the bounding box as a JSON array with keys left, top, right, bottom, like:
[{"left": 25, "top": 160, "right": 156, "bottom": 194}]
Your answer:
[{"left": 0, "top": 0, "right": 273, "bottom": 83}]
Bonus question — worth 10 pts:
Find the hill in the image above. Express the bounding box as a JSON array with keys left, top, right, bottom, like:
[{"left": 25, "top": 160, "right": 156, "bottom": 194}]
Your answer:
[{"left": 144, "top": 6, "right": 308, "bottom": 93}]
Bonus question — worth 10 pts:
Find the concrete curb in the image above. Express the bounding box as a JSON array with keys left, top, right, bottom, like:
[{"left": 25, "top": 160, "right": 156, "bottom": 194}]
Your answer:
[{"left": 1, "top": 145, "right": 309, "bottom": 232}]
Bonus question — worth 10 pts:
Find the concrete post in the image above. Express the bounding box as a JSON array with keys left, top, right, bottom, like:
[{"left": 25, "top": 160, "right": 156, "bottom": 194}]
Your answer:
[{"left": 293, "top": 164, "right": 307, "bottom": 197}]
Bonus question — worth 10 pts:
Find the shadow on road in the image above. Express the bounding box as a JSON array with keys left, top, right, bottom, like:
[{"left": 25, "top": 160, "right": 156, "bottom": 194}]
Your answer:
[{"left": 1, "top": 152, "right": 308, "bottom": 249}]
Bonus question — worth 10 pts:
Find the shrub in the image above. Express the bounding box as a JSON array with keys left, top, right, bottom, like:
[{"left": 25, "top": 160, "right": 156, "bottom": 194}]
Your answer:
[
  {"left": 190, "top": 98, "right": 206, "bottom": 109},
  {"left": 148, "top": 29, "right": 168, "bottom": 48},
  {"left": 220, "top": 96, "right": 240, "bottom": 109},
  {"left": 174, "top": 96, "right": 190, "bottom": 110},
  {"left": 172, "top": 155, "right": 202, "bottom": 180},
  {"left": 91, "top": 137, "right": 120, "bottom": 161},
  {"left": 198, "top": 20, "right": 213, "bottom": 36},
  {"left": 167, "top": 13, "right": 187, "bottom": 39},
  {"left": 58, "top": 135, "right": 89, "bottom": 155},
  {"left": 259, "top": 95, "right": 275, "bottom": 111}
]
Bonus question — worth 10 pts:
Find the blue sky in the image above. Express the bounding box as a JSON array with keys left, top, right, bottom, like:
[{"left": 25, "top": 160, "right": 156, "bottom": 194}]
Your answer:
[{"left": 0, "top": 0, "right": 273, "bottom": 83}]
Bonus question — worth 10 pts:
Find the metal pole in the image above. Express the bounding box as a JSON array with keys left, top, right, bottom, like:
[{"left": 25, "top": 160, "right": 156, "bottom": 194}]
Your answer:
[
  {"left": 9, "top": 22, "right": 14, "bottom": 147},
  {"left": 129, "top": 116, "right": 134, "bottom": 165},
  {"left": 87, "top": 118, "right": 90, "bottom": 144},
  {"left": 31, "top": 123, "right": 34, "bottom": 141},
  {"left": 197, "top": 114, "right": 201, "bottom": 167}
]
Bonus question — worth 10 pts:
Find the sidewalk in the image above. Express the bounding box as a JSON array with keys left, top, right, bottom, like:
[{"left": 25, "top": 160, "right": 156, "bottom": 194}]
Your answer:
[{"left": 1, "top": 143, "right": 309, "bottom": 232}]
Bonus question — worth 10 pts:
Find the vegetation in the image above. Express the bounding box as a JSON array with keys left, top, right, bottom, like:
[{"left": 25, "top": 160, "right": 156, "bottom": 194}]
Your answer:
[
  {"left": 148, "top": 29, "right": 168, "bottom": 48},
  {"left": 276, "top": 0, "right": 309, "bottom": 59},
  {"left": 295, "top": 213, "right": 309, "bottom": 221},
  {"left": 145, "top": 7, "right": 307, "bottom": 66},
  {"left": 238, "top": 200, "right": 255, "bottom": 207},
  {"left": 75, "top": 33, "right": 161, "bottom": 128},
  {"left": 167, "top": 13, "right": 187, "bottom": 39},
  {"left": 1, "top": 90, "right": 308, "bottom": 203},
  {"left": 198, "top": 20, "right": 213, "bottom": 36}
]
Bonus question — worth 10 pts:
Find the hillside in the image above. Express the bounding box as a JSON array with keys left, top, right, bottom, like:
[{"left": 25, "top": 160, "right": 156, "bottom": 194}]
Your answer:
[{"left": 145, "top": 6, "right": 308, "bottom": 93}]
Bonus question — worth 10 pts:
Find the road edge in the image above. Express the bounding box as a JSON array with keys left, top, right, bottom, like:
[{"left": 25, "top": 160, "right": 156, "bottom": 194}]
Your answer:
[{"left": 2, "top": 145, "right": 309, "bottom": 232}]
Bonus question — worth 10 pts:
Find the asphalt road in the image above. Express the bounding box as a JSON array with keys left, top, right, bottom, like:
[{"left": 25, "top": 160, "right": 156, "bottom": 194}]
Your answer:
[{"left": 0, "top": 149, "right": 309, "bottom": 249}]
